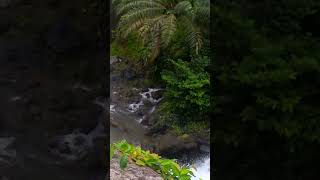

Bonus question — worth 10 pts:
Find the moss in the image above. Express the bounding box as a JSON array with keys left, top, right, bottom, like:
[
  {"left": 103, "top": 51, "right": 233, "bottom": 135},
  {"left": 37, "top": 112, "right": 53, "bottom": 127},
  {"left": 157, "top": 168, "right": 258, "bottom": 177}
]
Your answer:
[{"left": 111, "top": 32, "right": 150, "bottom": 62}]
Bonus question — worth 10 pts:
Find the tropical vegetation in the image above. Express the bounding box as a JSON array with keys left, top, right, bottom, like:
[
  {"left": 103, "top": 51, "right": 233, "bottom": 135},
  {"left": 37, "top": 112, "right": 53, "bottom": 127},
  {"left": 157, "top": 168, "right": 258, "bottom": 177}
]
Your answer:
[
  {"left": 111, "top": 0, "right": 320, "bottom": 179},
  {"left": 111, "top": 0, "right": 211, "bottom": 136},
  {"left": 110, "top": 140, "right": 196, "bottom": 180},
  {"left": 112, "top": 0, "right": 210, "bottom": 63},
  {"left": 211, "top": 0, "right": 320, "bottom": 179}
]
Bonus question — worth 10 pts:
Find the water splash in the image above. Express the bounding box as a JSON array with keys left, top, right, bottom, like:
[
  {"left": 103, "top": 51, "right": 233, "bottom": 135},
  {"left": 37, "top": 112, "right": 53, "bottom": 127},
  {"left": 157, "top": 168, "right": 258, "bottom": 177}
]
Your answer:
[
  {"left": 127, "top": 88, "right": 163, "bottom": 120},
  {"left": 191, "top": 157, "right": 210, "bottom": 180},
  {"left": 110, "top": 104, "right": 116, "bottom": 113}
]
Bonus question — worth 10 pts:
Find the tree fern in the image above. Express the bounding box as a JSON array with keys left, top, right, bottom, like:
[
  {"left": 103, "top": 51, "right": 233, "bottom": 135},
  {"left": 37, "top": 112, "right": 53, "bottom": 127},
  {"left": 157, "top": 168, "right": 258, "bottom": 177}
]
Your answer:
[{"left": 112, "top": 0, "right": 210, "bottom": 62}]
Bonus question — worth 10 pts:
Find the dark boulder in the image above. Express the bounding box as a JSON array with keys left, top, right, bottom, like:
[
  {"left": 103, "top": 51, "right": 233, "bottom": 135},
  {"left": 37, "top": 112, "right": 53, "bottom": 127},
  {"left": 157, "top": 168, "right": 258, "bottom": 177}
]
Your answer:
[{"left": 151, "top": 90, "right": 163, "bottom": 100}]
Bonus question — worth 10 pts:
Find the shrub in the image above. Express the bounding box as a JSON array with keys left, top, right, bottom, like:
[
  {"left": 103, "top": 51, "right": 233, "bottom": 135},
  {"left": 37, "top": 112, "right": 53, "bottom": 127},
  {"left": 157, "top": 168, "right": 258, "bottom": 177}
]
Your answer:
[{"left": 160, "top": 56, "right": 210, "bottom": 124}]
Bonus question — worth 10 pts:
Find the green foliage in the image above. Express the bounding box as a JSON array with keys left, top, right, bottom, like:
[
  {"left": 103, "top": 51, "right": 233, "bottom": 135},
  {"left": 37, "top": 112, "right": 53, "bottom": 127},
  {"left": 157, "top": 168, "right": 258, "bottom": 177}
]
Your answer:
[
  {"left": 212, "top": 1, "right": 320, "bottom": 179},
  {"left": 111, "top": 32, "right": 150, "bottom": 62},
  {"left": 112, "top": 0, "right": 209, "bottom": 63},
  {"left": 161, "top": 56, "right": 210, "bottom": 123},
  {"left": 110, "top": 140, "right": 196, "bottom": 180},
  {"left": 212, "top": 3, "right": 320, "bottom": 144},
  {"left": 119, "top": 155, "right": 129, "bottom": 170}
]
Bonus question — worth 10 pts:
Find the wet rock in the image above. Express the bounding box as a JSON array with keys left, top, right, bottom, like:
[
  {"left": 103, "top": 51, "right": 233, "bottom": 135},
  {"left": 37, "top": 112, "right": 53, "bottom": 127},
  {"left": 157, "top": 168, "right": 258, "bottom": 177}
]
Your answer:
[
  {"left": 122, "top": 68, "right": 135, "bottom": 80},
  {"left": 110, "top": 120, "right": 119, "bottom": 128},
  {"left": 200, "top": 145, "right": 210, "bottom": 153},
  {"left": 111, "top": 74, "right": 120, "bottom": 82},
  {"left": 145, "top": 125, "right": 168, "bottom": 136},
  {"left": 151, "top": 90, "right": 163, "bottom": 100},
  {"left": 184, "top": 142, "right": 198, "bottom": 150},
  {"left": 110, "top": 156, "right": 162, "bottom": 180},
  {"left": 154, "top": 133, "right": 199, "bottom": 156}
]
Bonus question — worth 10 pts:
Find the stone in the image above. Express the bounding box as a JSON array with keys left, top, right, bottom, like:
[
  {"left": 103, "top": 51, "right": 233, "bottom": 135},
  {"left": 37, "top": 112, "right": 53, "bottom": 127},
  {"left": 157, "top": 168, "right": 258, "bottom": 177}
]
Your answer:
[
  {"left": 110, "top": 120, "right": 119, "bottom": 128},
  {"left": 200, "top": 145, "right": 210, "bottom": 153},
  {"left": 110, "top": 157, "right": 162, "bottom": 180},
  {"left": 151, "top": 90, "right": 163, "bottom": 100},
  {"left": 122, "top": 68, "right": 135, "bottom": 80}
]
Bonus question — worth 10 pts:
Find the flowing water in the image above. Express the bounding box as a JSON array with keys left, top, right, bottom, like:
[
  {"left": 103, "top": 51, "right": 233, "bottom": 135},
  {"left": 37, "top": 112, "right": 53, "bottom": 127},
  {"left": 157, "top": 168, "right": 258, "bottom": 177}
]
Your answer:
[{"left": 109, "top": 57, "right": 210, "bottom": 179}]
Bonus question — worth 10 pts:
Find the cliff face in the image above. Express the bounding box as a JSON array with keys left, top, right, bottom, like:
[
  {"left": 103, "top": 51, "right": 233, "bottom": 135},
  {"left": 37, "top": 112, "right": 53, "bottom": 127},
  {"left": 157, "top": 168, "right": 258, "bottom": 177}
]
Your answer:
[{"left": 109, "top": 157, "right": 162, "bottom": 180}]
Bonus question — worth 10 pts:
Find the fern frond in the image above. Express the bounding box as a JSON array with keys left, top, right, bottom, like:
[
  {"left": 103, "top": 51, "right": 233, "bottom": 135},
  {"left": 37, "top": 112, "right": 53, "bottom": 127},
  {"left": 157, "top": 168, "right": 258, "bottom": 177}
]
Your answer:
[
  {"left": 118, "top": 7, "right": 165, "bottom": 37},
  {"left": 193, "top": 6, "right": 210, "bottom": 26},
  {"left": 179, "top": 16, "right": 203, "bottom": 54},
  {"left": 161, "top": 14, "right": 177, "bottom": 47},
  {"left": 116, "top": 0, "right": 165, "bottom": 16},
  {"left": 174, "top": 1, "right": 193, "bottom": 16}
]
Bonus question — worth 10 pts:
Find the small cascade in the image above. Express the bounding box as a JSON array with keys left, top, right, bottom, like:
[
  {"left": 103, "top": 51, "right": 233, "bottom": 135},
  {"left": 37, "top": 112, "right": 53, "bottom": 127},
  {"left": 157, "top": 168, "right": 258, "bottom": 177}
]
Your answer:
[
  {"left": 128, "top": 101, "right": 144, "bottom": 113},
  {"left": 127, "top": 88, "right": 163, "bottom": 123},
  {"left": 110, "top": 104, "right": 116, "bottom": 113}
]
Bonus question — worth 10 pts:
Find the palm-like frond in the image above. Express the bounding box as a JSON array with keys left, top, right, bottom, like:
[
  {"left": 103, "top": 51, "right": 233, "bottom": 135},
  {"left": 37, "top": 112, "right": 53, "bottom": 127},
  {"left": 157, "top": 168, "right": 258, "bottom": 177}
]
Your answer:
[
  {"left": 193, "top": 6, "right": 210, "bottom": 26},
  {"left": 115, "top": 0, "right": 165, "bottom": 16},
  {"left": 174, "top": 1, "right": 193, "bottom": 16},
  {"left": 112, "top": 0, "right": 208, "bottom": 62},
  {"left": 179, "top": 16, "right": 203, "bottom": 54},
  {"left": 161, "top": 14, "right": 177, "bottom": 47},
  {"left": 118, "top": 7, "right": 165, "bottom": 37}
]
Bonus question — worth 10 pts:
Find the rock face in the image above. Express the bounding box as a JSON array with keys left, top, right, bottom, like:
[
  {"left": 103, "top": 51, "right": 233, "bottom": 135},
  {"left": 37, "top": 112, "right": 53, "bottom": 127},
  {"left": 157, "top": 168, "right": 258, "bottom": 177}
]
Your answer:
[{"left": 109, "top": 157, "right": 162, "bottom": 180}]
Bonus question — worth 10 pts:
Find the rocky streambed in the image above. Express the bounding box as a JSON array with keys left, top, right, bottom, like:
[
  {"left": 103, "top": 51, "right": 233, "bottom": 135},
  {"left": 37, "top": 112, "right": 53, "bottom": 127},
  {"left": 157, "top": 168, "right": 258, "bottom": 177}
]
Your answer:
[{"left": 109, "top": 56, "right": 210, "bottom": 179}]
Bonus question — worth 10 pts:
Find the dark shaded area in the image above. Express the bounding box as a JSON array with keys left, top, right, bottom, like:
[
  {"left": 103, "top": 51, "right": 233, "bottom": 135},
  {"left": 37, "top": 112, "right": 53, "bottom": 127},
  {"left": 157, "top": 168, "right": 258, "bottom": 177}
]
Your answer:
[
  {"left": 0, "top": 0, "right": 108, "bottom": 179},
  {"left": 212, "top": 0, "right": 320, "bottom": 179}
]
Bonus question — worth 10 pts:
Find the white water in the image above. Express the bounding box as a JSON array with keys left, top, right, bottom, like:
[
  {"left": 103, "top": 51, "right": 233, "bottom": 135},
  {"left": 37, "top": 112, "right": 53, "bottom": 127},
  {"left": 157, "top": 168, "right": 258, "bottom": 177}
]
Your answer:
[
  {"left": 191, "top": 157, "right": 211, "bottom": 180},
  {"left": 128, "top": 88, "right": 162, "bottom": 113}
]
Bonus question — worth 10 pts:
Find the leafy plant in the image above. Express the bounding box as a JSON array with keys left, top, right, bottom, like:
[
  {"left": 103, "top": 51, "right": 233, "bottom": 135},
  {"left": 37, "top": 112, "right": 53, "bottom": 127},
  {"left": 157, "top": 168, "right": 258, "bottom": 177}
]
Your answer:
[
  {"left": 161, "top": 56, "right": 210, "bottom": 124},
  {"left": 110, "top": 140, "right": 197, "bottom": 180},
  {"left": 111, "top": 32, "right": 150, "bottom": 63},
  {"left": 112, "top": 0, "right": 209, "bottom": 63}
]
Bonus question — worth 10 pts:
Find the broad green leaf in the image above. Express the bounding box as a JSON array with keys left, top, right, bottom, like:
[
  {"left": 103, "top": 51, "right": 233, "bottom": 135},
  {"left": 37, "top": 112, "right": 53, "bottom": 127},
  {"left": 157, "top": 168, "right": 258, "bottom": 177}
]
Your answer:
[{"left": 120, "top": 155, "right": 128, "bottom": 170}]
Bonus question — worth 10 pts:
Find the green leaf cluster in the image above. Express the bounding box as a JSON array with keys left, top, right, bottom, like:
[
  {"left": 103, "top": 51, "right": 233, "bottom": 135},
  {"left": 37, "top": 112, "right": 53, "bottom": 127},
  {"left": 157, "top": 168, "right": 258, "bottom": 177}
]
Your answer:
[
  {"left": 160, "top": 56, "right": 210, "bottom": 124},
  {"left": 112, "top": 0, "right": 209, "bottom": 62},
  {"left": 110, "top": 140, "right": 196, "bottom": 180}
]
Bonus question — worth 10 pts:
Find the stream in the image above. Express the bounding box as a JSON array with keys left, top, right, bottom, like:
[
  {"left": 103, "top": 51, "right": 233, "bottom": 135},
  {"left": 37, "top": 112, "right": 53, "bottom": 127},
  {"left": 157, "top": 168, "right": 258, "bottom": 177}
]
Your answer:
[{"left": 109, "top": 57, "right": 210, "bottom": 179}]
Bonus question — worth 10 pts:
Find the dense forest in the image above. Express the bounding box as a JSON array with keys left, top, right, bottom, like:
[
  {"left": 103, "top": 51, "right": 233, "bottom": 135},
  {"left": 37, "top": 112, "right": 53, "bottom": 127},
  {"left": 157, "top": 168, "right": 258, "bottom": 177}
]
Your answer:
[{"left": 212, "top": 0, "right": 320, "bottom": 179}]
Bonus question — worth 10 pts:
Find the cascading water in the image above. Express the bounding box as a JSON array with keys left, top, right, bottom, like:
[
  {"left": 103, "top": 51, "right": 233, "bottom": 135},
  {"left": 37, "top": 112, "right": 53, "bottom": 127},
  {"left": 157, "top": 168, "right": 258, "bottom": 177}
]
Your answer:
[
  {"left": 191, "top": 157, "right": 211, "bottom": 180},
  {"left": 127, "top": 88, "right": 163, "bottom": 123},
  {"left": 110, "top": 56, "right": 211, "bottom": 179}
]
